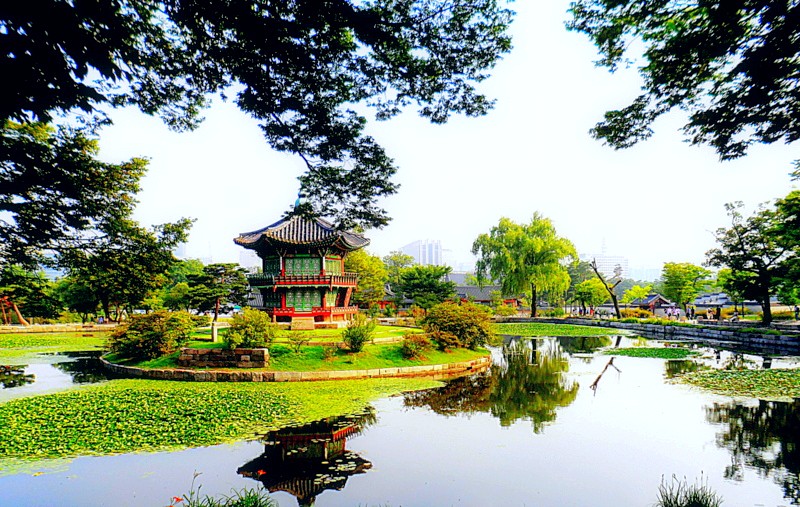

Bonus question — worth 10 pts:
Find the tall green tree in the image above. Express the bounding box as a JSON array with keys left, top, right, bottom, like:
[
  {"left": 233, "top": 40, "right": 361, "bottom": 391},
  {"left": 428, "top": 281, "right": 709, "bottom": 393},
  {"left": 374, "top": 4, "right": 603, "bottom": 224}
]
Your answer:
[
  {"left": 52, "top": 277, "right": 99, "bottom": 323},
  {"left": 658, "top": 262, "right": 711, "bottom": 312},
  {"left": 3, "top": 1, "right": 513, "bottom": 229},
  {"left": 0, "top": 121, "right": 146, "bottom": 267},
  {"left": 621, "top": 284, "right": 652, "bottom": 307},
  {"left": 345, "top": 249, "right": 388, "bottom": 309},
  {"left": 568, "top": 1, "right": 800, "bottom": 160},
  {"left": 395, "top": 265, "right": 456, "bottom": 310},
  {"left": 187, "top": 263, "right": 249, "bottom": 321},
  {"left": 472, "top": 215, "right": 577, "bottom": 317},
  {"left": 572, "top": 278, "right": 608, "bottom": 313},
  {"left": 706, "top": 201, "right": 798, "bottom": 325},
  {"left": 0, "top": 266, "right": 62, "bottom": 323},
  {"left": 62, "top": 218, "right": 192, "bottom": 320},
  {"left": 566, "top": 260, "right": 594, "bottom": 306},
  {"left": 382, "top": 250, "right": 416, "bottom": 288}
]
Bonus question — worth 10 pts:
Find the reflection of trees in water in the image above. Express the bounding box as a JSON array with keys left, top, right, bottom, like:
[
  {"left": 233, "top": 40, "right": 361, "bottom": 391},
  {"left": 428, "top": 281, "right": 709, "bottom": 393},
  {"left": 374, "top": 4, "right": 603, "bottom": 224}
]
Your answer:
[
  {"left": 238, "top": 407, "right": 376, "bottom": 507},
  {"left": 557, "top": 336, "right": 613, "bottom": 355},
  {"left": 664, "top": 360, "right": 705, "bottom": 378},
  {"left": 51, "top": 356, "right": 109, "bottom": 384},
  {"left": 404, "top": 339, "right": 578, "bottom": 433},
  {"left": 705, "top": 400, "right": 800, "bottom": 503},
  {"left": 0, "top": 365, "right": 34, "bottom": 388}
]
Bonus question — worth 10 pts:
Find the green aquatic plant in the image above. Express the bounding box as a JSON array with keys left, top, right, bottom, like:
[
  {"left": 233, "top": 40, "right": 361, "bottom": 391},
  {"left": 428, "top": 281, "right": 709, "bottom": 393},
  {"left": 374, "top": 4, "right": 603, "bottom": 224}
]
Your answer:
[
  {"left": 604, "top": 348, "right": 699, "bottom": 359},
  {"left": 655, "top": 474, "right": 723, "bottom": 507},
  {"left": 0, "top": 333, "right": 106, "bottom": 360},
  {"left": 0, "top": 377, "right": 440, "bottom": 464},
  {"left": 678, "top": 369, "right": 800, "bottom": 400},
  {"left": 493, "top": 322, "right": 620, "bottom": 337},
  {"left": 172, "top": 473, "right": 276, "bottom": 507}
]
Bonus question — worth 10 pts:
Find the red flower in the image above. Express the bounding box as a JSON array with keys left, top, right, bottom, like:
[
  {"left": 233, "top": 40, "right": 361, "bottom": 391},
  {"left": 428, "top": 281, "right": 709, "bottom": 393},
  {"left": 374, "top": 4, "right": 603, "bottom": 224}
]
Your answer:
[
  {"left": 257, "top": 469, "right": 267, "bottom": 476},
  {"left": 173, "top": 497, "right": 184, "bottom": 503}
]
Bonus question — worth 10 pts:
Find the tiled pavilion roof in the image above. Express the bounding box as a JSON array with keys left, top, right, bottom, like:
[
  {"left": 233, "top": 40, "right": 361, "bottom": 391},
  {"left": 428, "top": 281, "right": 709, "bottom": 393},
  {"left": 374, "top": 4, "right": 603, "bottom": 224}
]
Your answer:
[{"left": 234, "top": 215, "right": 369, "bottom": 253}]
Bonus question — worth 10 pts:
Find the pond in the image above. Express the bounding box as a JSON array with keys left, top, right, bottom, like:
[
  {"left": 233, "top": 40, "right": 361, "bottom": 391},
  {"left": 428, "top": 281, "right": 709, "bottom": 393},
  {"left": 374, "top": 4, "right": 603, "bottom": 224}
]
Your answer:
[
  {"left": 0, "top": 350, "right": 111, "bottom": 402},
  {"left": 1, "top": 336, "right": 800, "bottom": 506}
]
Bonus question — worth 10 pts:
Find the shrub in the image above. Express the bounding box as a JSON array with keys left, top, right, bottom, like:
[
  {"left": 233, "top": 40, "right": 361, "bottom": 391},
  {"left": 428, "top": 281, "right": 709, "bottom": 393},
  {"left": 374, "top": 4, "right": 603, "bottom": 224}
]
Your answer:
[
  {"left": 620, "top": 308, "right": 653, "bottom": 319},
  {"left": 410, "top": 305, "right": 426, "bottom": 323},
  {"left": 223, "top": 308, "right": 279, "bottom": 349},
  {"left": 109, "top": 310, "right": 198, "bottom": 360},
  {"left": 342, "top": 313, "right": 376, "bottom": 352},
  {"left": 422, "top": 301, "right": 495, "bottom": 351},
  {"left": 286, "top": 332, "right": 311, "bottom": 353},
  {"left": 493, "top": 304, "right": 518, "bottom": 317},
  {"left": 321, "top": 343, "right": 339, "bottom": 360},
  {"left": 770, "top": 310, "right": 794, "bottom": 321},
  {"left": 538, "top": 307, "right": 565, "bottom": 317},
  {"left": 400, "top": 333, "right": 432, "bottom": 359}
]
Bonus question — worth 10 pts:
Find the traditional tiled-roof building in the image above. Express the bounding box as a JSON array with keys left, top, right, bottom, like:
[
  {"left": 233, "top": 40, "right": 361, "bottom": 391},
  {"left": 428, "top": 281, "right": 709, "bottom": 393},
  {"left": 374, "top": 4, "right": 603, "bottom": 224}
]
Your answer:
[{"left": 234, "top": 215, "right": 369, "bottom": 326}]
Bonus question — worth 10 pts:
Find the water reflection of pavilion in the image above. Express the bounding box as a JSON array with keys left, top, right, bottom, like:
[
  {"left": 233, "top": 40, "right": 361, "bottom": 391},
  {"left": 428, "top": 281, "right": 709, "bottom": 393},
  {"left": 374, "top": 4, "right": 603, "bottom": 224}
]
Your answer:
[{"left": 238, "top": 409, "right": 375, "bottom": 507}]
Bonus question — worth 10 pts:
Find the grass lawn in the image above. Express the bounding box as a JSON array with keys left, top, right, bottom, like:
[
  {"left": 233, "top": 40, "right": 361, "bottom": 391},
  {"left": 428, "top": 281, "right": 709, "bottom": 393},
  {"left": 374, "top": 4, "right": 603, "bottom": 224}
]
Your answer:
[
  {"left": 191, "top": 325, "right": 415, "bottom": 344},
  {"left": 109, "top": 340, "right": 489, "bottom": 372},
  {"left": 493, "top": 322, "right": 624, "bottom": 337},
  {"left": 268, "top": 343, "right": 488, "bottom": 371},
  {"left": 0, "top": 333, "right": 108, "bottom": 361}
]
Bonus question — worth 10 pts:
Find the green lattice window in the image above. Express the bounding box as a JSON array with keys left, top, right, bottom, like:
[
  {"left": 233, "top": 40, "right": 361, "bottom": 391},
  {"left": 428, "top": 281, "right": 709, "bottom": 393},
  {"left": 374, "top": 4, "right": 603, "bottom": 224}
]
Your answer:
[
  {"left": 325, "top": 291, "right": 337, "bottom": 307},
  {"left": 324, "top": 257, "right": 342, "bottom": 274},
  {"left": 285, "top": 290, "right": 321, "bottom": 311},
  {"left": 262, "top": 257, "right": 280, "bottom": 276},
  {"left": 261, "top": 291, "right": 281, "bottom": 308},
  {"left": 285, "top": 256, "right": 321, "bottom": 275}
]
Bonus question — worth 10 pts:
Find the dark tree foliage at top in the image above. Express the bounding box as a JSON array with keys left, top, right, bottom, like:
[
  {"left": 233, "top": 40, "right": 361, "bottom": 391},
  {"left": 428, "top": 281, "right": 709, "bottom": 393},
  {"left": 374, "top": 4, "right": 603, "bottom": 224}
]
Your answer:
[
  {"left": 1, "top": 0, "right": 514, "bottom": 229},
  {"left": 0, "top": 121, "right": 146, "bottom": 267},
  {"left": 568, "top": 1, "right": 800, "bottom": 160}
]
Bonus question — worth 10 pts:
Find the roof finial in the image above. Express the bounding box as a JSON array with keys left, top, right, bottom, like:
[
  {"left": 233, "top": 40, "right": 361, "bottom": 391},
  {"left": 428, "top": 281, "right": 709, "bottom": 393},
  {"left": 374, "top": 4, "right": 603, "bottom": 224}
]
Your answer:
[{"left": 294, "top": 191, "right": 307, "bottom": 209}]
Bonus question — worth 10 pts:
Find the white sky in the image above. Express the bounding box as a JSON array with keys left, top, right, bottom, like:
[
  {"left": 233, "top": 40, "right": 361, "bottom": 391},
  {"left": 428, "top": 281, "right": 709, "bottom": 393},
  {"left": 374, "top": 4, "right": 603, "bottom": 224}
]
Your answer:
[{"left": 98, "top": 0, "right": 798, "bottom": 272}]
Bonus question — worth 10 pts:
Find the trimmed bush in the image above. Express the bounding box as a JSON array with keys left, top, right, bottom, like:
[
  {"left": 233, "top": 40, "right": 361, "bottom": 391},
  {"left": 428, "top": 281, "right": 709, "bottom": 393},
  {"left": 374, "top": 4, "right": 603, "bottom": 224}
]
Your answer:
[
  {"left": 109, "top": 311, "right": 201, "bottom": 360},
  {"left": 620, "top": 308, "right": 653, "bottom": 319},
  {"left": 342, "top": 313, "right": 376, "bottom": 352},
  {"left": 422, "top": 301, "right": 495, "bottom": 351},
  {"left": 494, "top": 304, "right": 518, "bottom": 317},
  {"left": 537, "top": 307, "right": 565, "bottom": 317},
  {"left": 400, "top": 333, "right": 432, "bottom": 359},
  {"left": 224, "top": 308, "right": 279, "bottom": 349}
]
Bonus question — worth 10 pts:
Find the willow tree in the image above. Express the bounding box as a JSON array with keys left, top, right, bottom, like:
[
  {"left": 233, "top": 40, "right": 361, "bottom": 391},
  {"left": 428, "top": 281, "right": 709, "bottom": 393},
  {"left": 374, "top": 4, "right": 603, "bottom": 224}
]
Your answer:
[{"left": 472, "top": 214, "right": 577, "bottom": 318}]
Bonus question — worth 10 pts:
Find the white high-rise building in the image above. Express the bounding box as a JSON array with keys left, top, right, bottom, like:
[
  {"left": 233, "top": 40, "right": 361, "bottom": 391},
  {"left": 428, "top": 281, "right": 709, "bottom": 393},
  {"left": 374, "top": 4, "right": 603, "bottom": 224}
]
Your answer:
[
  {"left": 580, "top": 253, "right": 630, "bottom": 279},
  {"left": 400, "top": 239, "right": 443, "bottom": 266},
  {"left": 238, "top": 249, "right": 261, "bottom": 272}
]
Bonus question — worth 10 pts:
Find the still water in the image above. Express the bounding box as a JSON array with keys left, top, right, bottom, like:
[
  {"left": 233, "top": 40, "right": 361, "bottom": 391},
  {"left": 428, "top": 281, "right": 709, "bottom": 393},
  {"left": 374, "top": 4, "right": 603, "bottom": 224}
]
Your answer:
[{"left": 1, "top": 337, "right": 799, "bottom": 506}]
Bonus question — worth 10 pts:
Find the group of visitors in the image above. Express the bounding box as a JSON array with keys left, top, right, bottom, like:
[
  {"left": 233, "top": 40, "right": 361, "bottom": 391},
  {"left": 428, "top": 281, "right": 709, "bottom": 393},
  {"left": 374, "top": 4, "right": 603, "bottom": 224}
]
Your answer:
[
  {"left": 664, "top": 306, "right": 681, "bottom": 319},
  {"left": 704, "top": 307, "right": 722, "bottom": 321}
]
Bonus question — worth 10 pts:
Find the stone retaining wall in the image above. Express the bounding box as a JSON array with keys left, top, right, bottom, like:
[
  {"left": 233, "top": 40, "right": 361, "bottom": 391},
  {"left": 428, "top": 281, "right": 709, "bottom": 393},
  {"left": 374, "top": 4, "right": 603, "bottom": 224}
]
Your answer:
[
  {"left": 524, "top": 318, "right": 800, "bottom": 355},
  {"left": 177, "top": 348, "right": 269, "bottom": 368},
  {"left": 101, "top": 355, "right": 490, "bottom": 382}
]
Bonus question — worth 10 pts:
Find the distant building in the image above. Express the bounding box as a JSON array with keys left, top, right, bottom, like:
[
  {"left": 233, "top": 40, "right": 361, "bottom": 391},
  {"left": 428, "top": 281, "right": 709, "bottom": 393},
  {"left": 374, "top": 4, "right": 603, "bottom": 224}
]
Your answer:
[
  {"left": 400, "top": 239, "right": 443, "bottom": 266},
  {"left": 454, "top": 285, "right": 521, "bottom": 307},
  {"left": 580, "top": 253, "right": 629, "bottom": 279},
  {"left": 445, "top": 271, "right": 472, "bottom": 285},
  {"left": 238, "top": 249, "right": 261, "bottom": 272}
]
